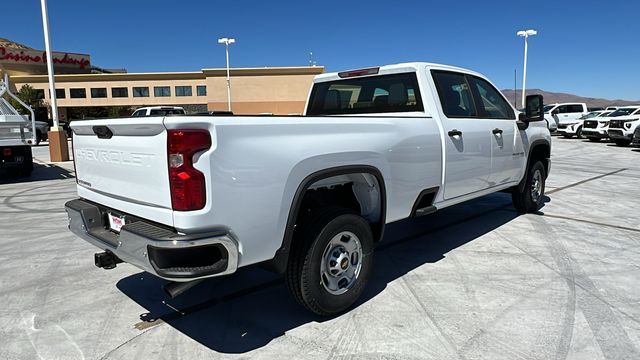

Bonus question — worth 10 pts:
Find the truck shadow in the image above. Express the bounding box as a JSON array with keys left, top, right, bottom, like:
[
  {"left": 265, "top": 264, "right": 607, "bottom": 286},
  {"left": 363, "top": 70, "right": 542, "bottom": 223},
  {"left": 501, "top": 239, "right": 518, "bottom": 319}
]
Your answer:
[
  {"left": 116, "top": 192, "right": 536, "bottom": 353},
  {"left": 0, "top": 162, "right": 74, "bottom": 184}
]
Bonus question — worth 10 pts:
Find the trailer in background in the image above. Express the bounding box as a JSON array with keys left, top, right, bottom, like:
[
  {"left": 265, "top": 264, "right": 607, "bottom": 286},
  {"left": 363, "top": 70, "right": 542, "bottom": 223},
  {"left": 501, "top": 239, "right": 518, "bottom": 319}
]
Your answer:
[{"left": 0, "top": 74, "right": 36, "bottom": 177}]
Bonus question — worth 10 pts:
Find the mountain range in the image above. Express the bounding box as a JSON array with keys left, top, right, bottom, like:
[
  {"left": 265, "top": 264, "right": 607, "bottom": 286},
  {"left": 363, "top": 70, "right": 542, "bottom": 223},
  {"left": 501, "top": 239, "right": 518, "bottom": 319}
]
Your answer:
[{"left": 501, "top": 89, "right": 640, "bottom": 108}]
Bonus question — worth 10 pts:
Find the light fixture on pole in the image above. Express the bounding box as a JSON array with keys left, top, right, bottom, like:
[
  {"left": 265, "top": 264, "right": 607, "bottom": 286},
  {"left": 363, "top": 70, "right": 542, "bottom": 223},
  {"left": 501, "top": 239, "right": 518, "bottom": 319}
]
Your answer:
[
  {"left": 516, "top": 29, "right": 537, "bottom": 109},
  {"left": 40, "top": 0, "right": 69, "bottom": 162},
  {"left": 217, "top": 37, "right": 235, "bottom": 112}
]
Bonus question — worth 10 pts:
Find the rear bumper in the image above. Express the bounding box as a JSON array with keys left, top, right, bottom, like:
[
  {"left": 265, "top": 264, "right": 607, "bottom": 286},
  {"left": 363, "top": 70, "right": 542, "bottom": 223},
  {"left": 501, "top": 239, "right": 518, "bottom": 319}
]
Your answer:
[{"left": 65, "top": 199, "right": 239, "bottom": 281}]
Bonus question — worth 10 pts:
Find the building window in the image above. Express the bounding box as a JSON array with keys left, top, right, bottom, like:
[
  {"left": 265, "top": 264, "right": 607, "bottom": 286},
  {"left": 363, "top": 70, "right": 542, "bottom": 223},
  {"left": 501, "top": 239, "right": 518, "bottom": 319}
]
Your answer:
[
  {"left": 196, "top": 85, "right": 207, "bottom": 96},
  {"left": 112, "top": 87, "right": 128, "bottom": 98},
  {"left": 50, "top": 89, "right": 65, "bottom": 99},
  {"left": 175, "top": 86, "right": 192, "bottom": 97},
  {"left": 154, "top": 86, "right": 171, "bottom": 97},
  {"left": 70, "top": 88, "right": 87, "bottom": 99},
  {"left": 133, "top": 87, "right": 149, "bottom": 97},
  {"left": 34, "top": 89, "right": 45, "bottom": 100},
  {"left": 91, "top": 88, "right": 108, "bottom": 98}
]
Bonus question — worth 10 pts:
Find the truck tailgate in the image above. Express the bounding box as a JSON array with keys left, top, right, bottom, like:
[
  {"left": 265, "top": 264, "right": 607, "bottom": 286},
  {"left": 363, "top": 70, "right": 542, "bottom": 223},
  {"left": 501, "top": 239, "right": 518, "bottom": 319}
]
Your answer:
[{"left": 72, "top": 118, "right": 171, "bottom": 211}]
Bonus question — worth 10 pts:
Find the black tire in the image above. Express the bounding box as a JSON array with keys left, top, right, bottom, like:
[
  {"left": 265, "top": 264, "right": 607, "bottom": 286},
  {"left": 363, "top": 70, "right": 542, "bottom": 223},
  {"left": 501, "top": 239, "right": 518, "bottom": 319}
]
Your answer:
[
  {"left": 512, "top": 161, "right": 546, "bottom": 214},
  {"left": 576, "top": 127, "right": 583, "bottom": 139},
  {"left": 613, "top": 139, "right": 631, "bottom": 147},
  {"left": 19, "top": 158, "right": 33, "bottom": 177},
  {"left": 588, "top": 137, "right": 601, "bottom": 142},
  {"left": 286, "top": 207, "right": 374, "bottom": 316}
]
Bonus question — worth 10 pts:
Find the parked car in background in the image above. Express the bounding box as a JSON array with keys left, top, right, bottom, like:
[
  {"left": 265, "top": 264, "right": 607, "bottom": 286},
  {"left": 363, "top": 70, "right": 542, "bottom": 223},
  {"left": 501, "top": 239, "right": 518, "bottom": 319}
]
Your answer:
[
  {"left": 543, "top": 103, "right": 588, "bottom": 132},
  {"left": 607, "top": 107, "right": 640, "bottom": 146},
  {"left": 558, "top": 110, "right": 606, "bottom": 139},
  {"left": 606, "top": 106, "right": 619, "bottom": 111},
  {"left": 588, "top": 106, "right": 604, "bottom": 112},
  {"left": 631, "top": 127, "right": 640, "bottom": 147},
  {"left": 583, "top": 106, "right": 640, "bottom": 141},
  {"left": 132, "top": 106, "right": 186, "bottom": 117}
]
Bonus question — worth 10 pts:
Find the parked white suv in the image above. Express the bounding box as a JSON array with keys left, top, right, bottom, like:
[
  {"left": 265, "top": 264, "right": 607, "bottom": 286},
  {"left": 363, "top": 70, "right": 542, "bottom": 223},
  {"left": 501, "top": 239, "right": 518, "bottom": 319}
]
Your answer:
[
  {"left": 66, "top": 62, "right": 550, "bottom": 316},
  {"left": 544, "top": 103, "right": 588, "bottom": 132},
  {"left": 132, "top": 106, "right": 186, "bottom": 117},
  {"left": 607, "top": 106, "right": 640, "bottom": 146},
  {"left": 583, "top": 106, "right": 640, "bottom": 141},
  {"left": 558, "top": 110, "right": 606, "bottom": 139}
]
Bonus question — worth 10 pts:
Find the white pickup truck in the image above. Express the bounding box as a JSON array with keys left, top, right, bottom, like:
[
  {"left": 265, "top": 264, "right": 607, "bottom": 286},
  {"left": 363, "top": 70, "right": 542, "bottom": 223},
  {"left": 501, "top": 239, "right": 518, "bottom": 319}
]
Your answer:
[{"left": 65, "top": 62, "right": 551, "bottom": 315}]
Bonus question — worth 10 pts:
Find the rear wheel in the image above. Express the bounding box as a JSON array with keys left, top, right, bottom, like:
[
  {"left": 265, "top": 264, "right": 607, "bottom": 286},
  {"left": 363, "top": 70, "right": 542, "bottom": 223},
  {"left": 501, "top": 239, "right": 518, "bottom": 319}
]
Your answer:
[
  {"left": 286, "top": 208, "right": 374, "bottom": 316},
  {"left": 512, "top": 161, "right": 546, "bottom": 214},
  {"left": 614, "top": 139, "right": 631, "bottom": 147}
]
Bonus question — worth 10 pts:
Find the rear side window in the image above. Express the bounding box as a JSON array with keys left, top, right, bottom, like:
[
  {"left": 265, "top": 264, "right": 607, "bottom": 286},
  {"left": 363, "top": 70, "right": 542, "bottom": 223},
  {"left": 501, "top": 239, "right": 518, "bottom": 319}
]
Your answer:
[
  {"left": 306, "top": 73, "right": 423, "bottom": 115},
  {"left": 132, "top": 110, "right": 146, "bottom": 117},
  {"left": 469, "top": 76, "right": 515, "bottom": 119},
  {"left": 149, "top": 109, "right": 185, "bottom": 116},
  {"left": 567, "top": 104, "right": 584, "bottom": 113},
  {"left": 431, "top": 71, "right": 477, "bottom": 118}
]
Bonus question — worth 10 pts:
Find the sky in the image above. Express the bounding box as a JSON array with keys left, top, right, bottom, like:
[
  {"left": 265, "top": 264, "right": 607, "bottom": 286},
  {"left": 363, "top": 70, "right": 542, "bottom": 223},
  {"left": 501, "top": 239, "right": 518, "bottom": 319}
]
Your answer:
[{"left": 3, "top": 0, "right": 640, "bottom": 100}]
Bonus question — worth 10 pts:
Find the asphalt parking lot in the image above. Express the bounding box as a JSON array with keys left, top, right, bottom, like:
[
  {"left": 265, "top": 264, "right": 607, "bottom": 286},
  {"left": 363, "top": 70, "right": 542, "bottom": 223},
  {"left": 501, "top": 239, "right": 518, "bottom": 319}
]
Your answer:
[{"left": 1, "top": 137, "right": 639, "bottom": 360}]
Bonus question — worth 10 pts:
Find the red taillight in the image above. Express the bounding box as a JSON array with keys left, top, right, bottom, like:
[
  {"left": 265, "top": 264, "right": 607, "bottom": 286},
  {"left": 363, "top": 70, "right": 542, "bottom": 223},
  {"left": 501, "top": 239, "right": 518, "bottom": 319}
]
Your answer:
[
  {"left": 337, "top": 67, "right": 379, "bottom": 78},
  {"left": 3, "top": 148, "right": 11, "bottom": 156},
  {"left": 167, "top": 129, "right": 211, "bottom": 211}
]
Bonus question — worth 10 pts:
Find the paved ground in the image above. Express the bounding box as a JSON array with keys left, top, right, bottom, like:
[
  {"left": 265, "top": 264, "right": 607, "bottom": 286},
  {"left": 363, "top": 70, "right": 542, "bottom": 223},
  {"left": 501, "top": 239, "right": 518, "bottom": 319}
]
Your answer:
[{"left": 1, "top": 137, "right": 639, "bottom": 360}]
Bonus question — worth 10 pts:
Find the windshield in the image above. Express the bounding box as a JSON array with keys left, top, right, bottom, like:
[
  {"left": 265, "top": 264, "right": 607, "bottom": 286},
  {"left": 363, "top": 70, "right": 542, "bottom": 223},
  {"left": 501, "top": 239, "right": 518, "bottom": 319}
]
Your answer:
[
  {"left": 543, "top": 105, "right": 556, "bottom": 113},
  {"left": 580, "top": 112, "right": 600, "bottom": 119},
  {"left": 597, "top": 111, "right": 613, "bottom": 117},
  {"left": 607, "top": 108, "right": 638, "bottom": 117}
]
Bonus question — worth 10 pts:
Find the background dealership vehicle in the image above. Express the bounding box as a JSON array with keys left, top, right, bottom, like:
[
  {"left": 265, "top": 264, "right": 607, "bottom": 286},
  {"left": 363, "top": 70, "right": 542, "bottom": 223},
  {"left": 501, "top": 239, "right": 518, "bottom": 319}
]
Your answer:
[
  {"left": 132, "top": 106, "right": 186, "bottom": 117},
  {"left": 558, "top": 110, "right": 606, "bottom": 139},
  {"left": 543, "top": 102, "right": 588, "bottom": 131},
  {"left": 0, "top": 75, "right": 35, "bottom": 176},
  {"left": 583, "top": 106, "right": 640, "bottom": 141},
  {"left": 632, "top": 127, "right": 640, "bottom": 147},
  {"left": 607, "top": 107, "right": 640, "bottom": 146},
  {"left": 65, "top": 62, "right": 551, "bottom": 316}
]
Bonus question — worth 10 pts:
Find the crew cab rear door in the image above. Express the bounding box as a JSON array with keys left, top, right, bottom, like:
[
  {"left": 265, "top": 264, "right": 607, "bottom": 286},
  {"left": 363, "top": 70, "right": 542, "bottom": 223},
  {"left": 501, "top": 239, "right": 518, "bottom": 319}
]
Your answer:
[
  {"left": 431, "top": 70, "right": 492, "bottom": 199},
  {"left": 71, "top": 117, "right": 172, "bottom": 211}
]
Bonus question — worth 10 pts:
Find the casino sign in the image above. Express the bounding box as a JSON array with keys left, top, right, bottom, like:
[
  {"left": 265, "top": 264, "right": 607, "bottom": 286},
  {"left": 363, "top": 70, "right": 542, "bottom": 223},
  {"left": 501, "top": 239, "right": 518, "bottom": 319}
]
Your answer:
[{"left": 0, "top": 44, "right": 91, "bottom": 75}]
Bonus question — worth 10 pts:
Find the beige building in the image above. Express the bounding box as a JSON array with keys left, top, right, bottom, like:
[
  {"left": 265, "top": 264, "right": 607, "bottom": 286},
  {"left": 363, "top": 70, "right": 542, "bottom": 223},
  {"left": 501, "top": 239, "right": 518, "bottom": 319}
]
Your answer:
[
  {"left": 1, "top": 38, "right": 324, "bottom": 119},
  {"left": 10, "top": 67, "right": 325, "bottom": 119}
]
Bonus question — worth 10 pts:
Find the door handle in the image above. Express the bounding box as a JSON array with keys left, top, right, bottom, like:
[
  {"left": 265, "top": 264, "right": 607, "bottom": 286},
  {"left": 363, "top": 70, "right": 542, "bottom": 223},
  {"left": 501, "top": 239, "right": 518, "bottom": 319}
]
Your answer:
[
  {"left": 492, "top": 128, "right": 503, "bottom": 135},
  {"left": 448, "top": 129, "right": 462, "bottom": 137}
]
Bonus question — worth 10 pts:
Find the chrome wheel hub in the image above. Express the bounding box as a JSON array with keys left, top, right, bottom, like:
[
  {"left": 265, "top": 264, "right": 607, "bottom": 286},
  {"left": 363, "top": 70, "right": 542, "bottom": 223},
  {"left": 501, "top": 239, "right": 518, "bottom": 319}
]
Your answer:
[
  {"left": 320, "top": 231, "right": 363, "bottom": 295},
  {"left": 531, "top": 169, "right": 543, "bottom": 202}
]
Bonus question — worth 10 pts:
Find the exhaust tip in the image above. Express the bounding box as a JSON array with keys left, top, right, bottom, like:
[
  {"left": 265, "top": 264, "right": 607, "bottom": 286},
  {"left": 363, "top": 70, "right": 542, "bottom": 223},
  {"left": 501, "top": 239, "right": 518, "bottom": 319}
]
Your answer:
[{"left": 163, "top": 279, "right": 203, "bottom": 298}]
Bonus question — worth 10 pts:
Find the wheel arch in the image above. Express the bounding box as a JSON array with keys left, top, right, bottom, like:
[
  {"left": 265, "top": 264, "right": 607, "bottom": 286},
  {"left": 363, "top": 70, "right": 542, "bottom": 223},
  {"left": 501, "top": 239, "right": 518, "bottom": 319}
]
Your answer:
[
  {"left": 264, "top": 165, "right": 387, "bottom": 274},
  {"left": 517, "top": 139, "right": 551, "bottom": 192}
]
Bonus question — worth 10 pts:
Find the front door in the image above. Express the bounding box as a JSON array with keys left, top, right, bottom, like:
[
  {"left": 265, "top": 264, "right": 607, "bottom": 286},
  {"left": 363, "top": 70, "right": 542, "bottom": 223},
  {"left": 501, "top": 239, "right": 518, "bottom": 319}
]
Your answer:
[
  {"left": 467, "top": 75, "right": 523, "bottom": 185},
  {"left": 431, "top": 70, "right": 492, "bottom": 200}
]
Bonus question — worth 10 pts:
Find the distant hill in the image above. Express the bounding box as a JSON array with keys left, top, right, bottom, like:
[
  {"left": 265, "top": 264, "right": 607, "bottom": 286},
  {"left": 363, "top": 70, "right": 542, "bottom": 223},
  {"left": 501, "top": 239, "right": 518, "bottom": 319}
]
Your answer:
[
  {"left": 501, "top": 89, "right": 640, "bottom": 108},
  {"left": 0, "top": 38, "right": 32, "bottom": 50}
]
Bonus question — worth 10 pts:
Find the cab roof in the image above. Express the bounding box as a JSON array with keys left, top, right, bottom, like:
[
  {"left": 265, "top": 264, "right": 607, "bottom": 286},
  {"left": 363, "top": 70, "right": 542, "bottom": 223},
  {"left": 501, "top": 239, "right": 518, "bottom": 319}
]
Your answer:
[{"left": 313, "top": 62, "right": 485, "bottom": 83}]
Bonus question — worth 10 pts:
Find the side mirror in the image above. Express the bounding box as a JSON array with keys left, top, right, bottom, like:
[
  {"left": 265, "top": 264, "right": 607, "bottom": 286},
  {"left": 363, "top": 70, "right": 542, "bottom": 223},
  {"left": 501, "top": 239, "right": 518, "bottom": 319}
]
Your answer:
[{"left": 525, "top": 94, "right": 544, "bottom": 122}]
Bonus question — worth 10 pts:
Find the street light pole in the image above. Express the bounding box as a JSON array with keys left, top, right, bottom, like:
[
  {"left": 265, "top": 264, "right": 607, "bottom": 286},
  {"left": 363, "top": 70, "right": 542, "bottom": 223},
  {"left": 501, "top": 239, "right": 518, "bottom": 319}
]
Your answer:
[
  {"left": 517, "top": 29, "right": 537, "bottom": 108},
  {"left": 217, "top": 37, "right": 235, "bottom": 112},
  {"left": 40, "top": 0, "right": 59, "bottom": 128}
]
